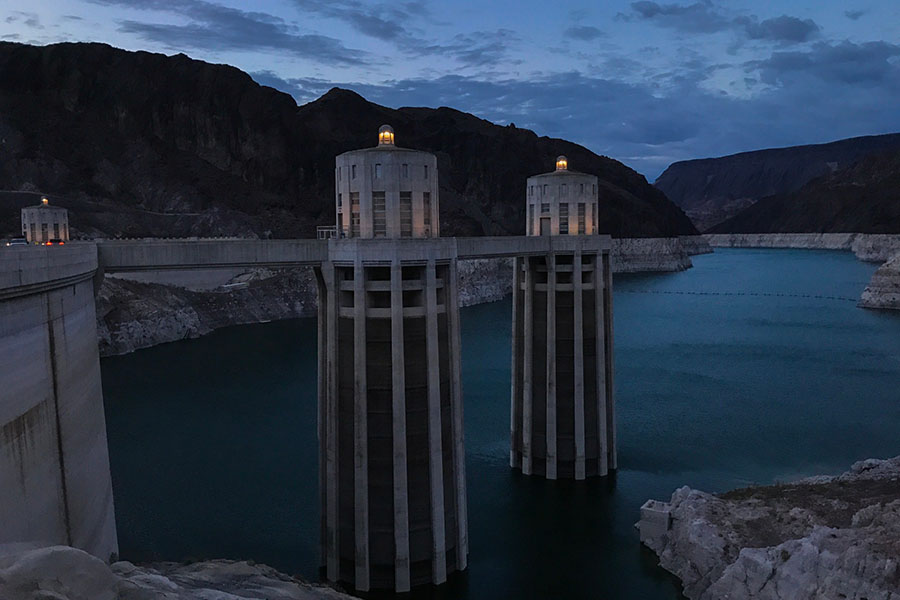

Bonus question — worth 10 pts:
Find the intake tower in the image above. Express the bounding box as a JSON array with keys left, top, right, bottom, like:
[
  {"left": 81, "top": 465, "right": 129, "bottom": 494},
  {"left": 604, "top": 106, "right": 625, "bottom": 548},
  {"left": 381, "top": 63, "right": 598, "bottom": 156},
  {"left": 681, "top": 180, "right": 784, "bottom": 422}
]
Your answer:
[
  {"left": 316, "top": 126, "right": 467, "bottom": 592},
  {"left": 510, "top": 156, "right": 616, "bottom": 479}
]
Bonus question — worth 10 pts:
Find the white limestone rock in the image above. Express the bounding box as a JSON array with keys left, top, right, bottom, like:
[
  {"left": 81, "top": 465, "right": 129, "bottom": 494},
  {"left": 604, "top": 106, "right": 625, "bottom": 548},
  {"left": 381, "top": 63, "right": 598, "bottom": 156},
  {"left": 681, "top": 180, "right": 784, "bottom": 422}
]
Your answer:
[
  {"left": 641, "top": 457, "right": 900, "bottom": 600},
  {"left": 611, "top": 237, "right": 693, "bottom": 273},
  {"left": 0, "top": 546, "right": 117, "bottom": 600},
  {"left": 0, "top": 545, "right": 354, "bottom": 600},
  {"left": 678, "top": 235, "right": 714, "bottom": 256},
  {"left": 457, "top": 257, "right": 514, "bottom": 307},
  {"left": 704, "top": 232, "right": 900, "bottom": 262},
  {"left": 860, "top": 253, "right": 900, "bottom": 310}
]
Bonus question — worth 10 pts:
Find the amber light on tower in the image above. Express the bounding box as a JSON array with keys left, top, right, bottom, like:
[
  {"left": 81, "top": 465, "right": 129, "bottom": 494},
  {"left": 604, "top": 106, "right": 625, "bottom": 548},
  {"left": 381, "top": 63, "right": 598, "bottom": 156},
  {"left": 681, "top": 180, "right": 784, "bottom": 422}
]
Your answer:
[
  {"left": 378, "top": 124, "right": 395, "bottom": 145},
  {"left": 556, "top": 155, "right": 568, "bottom": 171}
]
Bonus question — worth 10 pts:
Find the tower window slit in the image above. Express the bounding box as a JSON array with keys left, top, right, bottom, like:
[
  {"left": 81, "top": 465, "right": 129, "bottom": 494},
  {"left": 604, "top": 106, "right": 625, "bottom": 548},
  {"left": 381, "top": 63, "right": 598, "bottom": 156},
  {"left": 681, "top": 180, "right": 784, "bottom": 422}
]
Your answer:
[
  {"left": 373, "top": 192, "right": 387, "bottom": 237},
  {"left": 400, "top": 191, "right": 413, "bottom": 237}
]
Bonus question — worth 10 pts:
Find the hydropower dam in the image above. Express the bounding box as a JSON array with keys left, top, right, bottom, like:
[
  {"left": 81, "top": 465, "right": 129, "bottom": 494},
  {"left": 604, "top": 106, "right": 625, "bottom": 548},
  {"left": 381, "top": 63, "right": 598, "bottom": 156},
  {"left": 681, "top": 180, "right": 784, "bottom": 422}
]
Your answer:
[{"left": 0, "top": 129, "right": 617, "bottom": 594}]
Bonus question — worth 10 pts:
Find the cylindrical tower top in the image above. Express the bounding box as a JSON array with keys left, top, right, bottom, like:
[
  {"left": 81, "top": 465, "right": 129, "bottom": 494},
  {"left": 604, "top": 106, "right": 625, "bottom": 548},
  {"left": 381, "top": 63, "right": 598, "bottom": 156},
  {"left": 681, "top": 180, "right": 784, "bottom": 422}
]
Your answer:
[
  {"left": 378, "top": 124, "right": 395, "bottom": 146},
  {"left": 335, "top": 126, "right": 440, "bottom": 239},
  {"left": 525, "top": 158, "right": 599, "bottom": 236}
]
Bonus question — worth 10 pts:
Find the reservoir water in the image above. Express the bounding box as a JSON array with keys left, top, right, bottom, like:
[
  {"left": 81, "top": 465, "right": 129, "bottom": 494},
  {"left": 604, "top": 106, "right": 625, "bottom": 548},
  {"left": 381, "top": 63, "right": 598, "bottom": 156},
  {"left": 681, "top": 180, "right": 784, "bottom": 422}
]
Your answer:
[{"left": 101, "top": 248, "right": 900, "bottom": 599}]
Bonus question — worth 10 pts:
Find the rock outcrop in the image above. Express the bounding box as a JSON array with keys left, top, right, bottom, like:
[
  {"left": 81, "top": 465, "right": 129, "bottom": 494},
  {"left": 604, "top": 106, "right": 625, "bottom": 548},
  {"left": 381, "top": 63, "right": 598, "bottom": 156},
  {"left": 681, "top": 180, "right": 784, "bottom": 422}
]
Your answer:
[
  {"left": 0, "top": 545, "right": 352, "bottom": 600},
  {"left": 96, "top": 268, "right": 317, "bottom": 356},
  {"left": 705, "top": 233, "right": 900, "bottom": 262},
  {"left": 656, "top": 133, "right": 900, "bottom": 231},
  {"left": 640, "top": 457, "right": 900, "bottom": 600},
  {"left": 457, "top": 258, "right": 514, "bottom": 307},
  {"left": 860, "top": 254, "right": 900, "bottom": 310},
  {"left": 611, "top": 238, "right": 692, "bottom": 273}
]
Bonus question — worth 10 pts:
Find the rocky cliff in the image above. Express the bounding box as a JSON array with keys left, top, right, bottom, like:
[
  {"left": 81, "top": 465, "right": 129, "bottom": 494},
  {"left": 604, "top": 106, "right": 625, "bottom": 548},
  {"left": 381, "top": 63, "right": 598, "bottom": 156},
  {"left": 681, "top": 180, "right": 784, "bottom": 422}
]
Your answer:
[
  {"left": 0, "top": 545, "right": 352, "bottom": 600},
  {"left": 656, "top": 133, "right": 900, "bottom": 231},
  {"left": 709, "top": 147, "right": 900, "bottom": 235},
  {"left": 96, "top": 268, "right": 318, "bottom": 356},
  {"left": 0, "top": 42, "right": 696, "bottom": 240},
  {"left": 640, "top": 457, "right": 900, "bottom": 600},
  {"left": 860, "top": 254, "right": 900, "bottom": 310}
]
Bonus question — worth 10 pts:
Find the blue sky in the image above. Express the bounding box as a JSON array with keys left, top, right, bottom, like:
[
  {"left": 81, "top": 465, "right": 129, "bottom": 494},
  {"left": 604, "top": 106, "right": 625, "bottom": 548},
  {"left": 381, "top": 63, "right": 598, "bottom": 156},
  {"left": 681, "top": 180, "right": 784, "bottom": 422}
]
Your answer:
[{"left": 3, "top": 0, "right": 900, "bottom": 178}]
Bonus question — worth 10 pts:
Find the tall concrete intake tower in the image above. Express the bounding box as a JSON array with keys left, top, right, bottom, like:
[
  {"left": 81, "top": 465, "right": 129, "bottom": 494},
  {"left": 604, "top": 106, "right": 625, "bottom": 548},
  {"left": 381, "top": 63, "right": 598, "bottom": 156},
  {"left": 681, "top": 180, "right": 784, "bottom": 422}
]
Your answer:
[
  {"left": 315, "top": 126, "right": 467, "bottom": 592},
  {"left": 510, "top": 156, "right": 616, "bottom": 479}
]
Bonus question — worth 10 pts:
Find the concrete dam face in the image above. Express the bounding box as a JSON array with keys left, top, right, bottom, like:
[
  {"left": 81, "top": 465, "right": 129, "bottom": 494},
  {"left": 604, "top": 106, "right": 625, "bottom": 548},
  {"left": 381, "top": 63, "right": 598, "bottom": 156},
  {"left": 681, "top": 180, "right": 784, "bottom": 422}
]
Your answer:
[{"left": 0, "top": 245, "right": 117, "bottom": 560}]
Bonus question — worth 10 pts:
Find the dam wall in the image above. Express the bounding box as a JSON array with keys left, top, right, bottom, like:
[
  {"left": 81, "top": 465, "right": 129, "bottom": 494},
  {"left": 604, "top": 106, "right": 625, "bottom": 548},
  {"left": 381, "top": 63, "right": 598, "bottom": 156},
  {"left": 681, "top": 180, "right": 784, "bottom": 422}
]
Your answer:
[{"left": 0, "top": 244, "right": 117, "bottom": 561}]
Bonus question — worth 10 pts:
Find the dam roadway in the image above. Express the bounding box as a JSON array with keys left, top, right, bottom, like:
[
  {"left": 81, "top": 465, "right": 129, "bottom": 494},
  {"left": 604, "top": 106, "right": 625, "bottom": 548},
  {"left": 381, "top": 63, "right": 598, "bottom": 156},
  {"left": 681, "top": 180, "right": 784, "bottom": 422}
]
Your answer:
[{"left": 0, "top": 234, "right": 613, "bottom": 566}]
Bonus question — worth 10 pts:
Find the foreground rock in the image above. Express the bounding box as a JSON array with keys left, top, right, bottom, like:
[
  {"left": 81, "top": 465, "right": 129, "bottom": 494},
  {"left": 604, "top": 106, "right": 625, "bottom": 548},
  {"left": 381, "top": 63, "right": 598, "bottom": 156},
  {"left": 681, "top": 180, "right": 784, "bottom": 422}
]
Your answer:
[
  {"left": 639, "top": 457, "right": 900, "bottom": 600},
  {"left": 0, "top": 545, "right": 352, "bottom": 600},
  {"left": 860, "top": 254, "right": 900, "bottom": 310}
]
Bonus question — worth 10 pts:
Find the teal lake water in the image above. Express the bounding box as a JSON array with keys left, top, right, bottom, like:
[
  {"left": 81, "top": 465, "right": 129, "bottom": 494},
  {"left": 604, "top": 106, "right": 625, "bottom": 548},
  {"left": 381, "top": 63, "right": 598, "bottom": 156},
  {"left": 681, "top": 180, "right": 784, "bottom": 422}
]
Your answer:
[{"left": 101, "top": 248, "right": 900, "bottom": 599}]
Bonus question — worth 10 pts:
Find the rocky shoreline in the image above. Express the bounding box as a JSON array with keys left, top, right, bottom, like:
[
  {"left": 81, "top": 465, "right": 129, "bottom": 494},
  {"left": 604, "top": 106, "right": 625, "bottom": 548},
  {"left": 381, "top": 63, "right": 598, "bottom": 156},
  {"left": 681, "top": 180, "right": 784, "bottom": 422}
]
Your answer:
[
  {"left": 704, "top": 233, "right": 900, "bottom": 262},
  {"left": 859, "top": 253, "right": 900, "bottom": 310},
  {"left": 0, "top": 545, "right": 353, "bottom": 600},
  {"left": 98, "top": 237, "right": 709, "bottom": 357},
  {"left": 639, "top": 457, "right": 900, "bottom": 600}
]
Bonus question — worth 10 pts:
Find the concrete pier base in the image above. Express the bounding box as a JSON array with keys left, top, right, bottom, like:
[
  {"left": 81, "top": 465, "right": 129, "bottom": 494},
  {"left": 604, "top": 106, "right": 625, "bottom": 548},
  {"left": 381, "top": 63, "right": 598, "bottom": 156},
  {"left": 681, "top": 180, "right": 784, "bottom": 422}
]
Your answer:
[
  {"left": 510, "top": 245, "right": 615, "bottom": 479},
  {"left": 316, "top": 239, "right": 467, "bottom": 592}
]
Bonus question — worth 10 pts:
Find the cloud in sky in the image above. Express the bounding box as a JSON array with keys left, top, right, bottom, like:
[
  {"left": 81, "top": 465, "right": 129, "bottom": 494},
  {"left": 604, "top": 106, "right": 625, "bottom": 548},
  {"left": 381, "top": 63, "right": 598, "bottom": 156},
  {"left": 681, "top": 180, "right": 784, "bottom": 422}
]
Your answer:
[
  {"left": 565, "top": 26, "right": 606, "bottom": 41},
  {"left": 91, "top": 0, "right": 369, "bottom": 65},
  {"left": 253, "top": 37, "right": 900, "bottom": 177},
  {"left": 625, "top": 1, "right": 820, "bottom": 44},
  {"left": 3, "top": 0, "right": 899, "bottom": 178}
]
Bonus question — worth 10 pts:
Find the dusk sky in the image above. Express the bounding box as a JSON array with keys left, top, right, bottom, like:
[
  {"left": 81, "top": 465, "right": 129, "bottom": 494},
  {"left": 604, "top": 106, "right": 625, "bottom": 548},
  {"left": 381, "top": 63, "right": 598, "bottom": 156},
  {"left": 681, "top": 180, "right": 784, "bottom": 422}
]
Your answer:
[{"left": 4, "top": 0, "right": 900, "bottom": 178}]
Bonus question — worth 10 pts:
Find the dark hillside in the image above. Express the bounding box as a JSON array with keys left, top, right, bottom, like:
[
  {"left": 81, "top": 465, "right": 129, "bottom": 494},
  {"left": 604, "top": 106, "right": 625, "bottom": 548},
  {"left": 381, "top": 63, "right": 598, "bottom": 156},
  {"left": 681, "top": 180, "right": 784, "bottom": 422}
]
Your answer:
[
  {"left": 0, "top": 42, "right": 696, "bottom": 239},
  {"left": 656, "top": 133, "right": 900, "bottom": 231},
  {"left": 710, "top": 148, "right": 900, "bottom": 234}
]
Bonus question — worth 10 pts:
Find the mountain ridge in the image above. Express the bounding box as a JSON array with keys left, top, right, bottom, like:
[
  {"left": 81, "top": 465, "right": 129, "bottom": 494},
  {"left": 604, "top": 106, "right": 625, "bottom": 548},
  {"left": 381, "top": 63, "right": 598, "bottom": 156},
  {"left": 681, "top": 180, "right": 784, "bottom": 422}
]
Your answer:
[
  {"left": 656, "top": 132, "right": 900, "bottom": 231},
  {"left": 0, "top": 41, "right": 697, "bottom": 239},
  {"left": 709, "top": 147, "right": 900, "bottom": 234}
]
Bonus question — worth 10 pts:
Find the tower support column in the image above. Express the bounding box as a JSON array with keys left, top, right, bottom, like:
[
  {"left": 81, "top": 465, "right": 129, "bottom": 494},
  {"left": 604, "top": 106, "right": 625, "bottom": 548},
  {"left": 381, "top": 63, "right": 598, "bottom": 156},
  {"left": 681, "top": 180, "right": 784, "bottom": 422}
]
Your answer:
[
  {"left": 317, "top": 239, "right": 467, "bottom": 592},
  {"left": 511, "top": 240, "right": 615, "bottom": 479}
]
